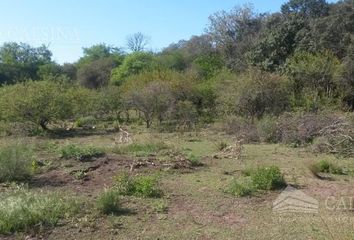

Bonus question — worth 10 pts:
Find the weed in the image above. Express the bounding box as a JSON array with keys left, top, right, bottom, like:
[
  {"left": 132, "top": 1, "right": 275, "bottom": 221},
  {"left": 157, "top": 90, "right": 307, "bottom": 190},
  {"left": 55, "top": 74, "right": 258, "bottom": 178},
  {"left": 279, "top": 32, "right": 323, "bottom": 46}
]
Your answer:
[
  {"left": 152, "top": 199, "right": 168, "bottom": 213},
  {"left": 60, "top": 144, "right": 105, "bottom": 161},
  {"left": 251, "top": 166, "right": 286, "bottom": 190},
  {"left": 227, "top": 178, "right": 254, "bottom": 197},
  {"left": 309, "top": 160, "right": 345, "bottom": 176},
  {"left": 96, "top": 189, "right": 122, "bottom": 215},
  {"left": 0, "top": 144, "right": 34, "bottom": 183},
  {"left": 114, "top": 172, "right": 162, "bottom": 198},
  {"left": 187, "top": 153, "right": 203, "bottom": 167},
  {"left": 216, "top": 141, "right": 228, "bottom": 151},
  {"left": 0, "top": 188, "right": 80, "bottom": 234}
]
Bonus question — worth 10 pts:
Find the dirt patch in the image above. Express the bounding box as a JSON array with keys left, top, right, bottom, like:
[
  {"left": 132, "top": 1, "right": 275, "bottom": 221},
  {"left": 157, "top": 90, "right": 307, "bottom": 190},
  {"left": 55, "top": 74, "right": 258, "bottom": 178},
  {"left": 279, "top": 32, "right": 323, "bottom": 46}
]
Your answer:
[
  {"left": 168, "top": 196, "right": 247, "bottom": 228},
  {"left": 30, "top": 154, "right": 199, "bottom": 195}
]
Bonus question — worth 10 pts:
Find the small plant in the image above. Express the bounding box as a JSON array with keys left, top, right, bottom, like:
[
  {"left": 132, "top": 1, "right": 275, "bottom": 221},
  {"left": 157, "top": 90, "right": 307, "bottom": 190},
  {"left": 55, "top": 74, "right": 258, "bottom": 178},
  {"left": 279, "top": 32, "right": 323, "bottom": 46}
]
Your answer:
[
  {"left": 153, "top": 200, "right": 168, "bottom": 213},
  {"left": 251, "top": 166, "right": 286, "bottom": 190},
  {"left": 0, "top": 144, "right": 34, "bottom": 183},
  {"left": 60, "top": 144, "right": 105, "bottom": 161},
  {"left": 96, "top": 189, "right": 122, "bottom": 215},
  {"left": 112, "top": 142, "right": 168, "bottom": 157},
  {"left": 216, "top": 141, "right": 228, "bottom": 151},
  {"left": 75, "top": 116, "right": 97, "bottom": 128},
  {"left": 114, "top": 172, "right": 162, "bottom": 198},
  {"left": 187, "top": 153, "right": 203, "bottom": 167},
  {"left": 309, "top": 160, "right": 344, "bottom": 176},
  {"left": 227, "top": 179, "right": 254, "bottom": 197},
  {"left": 0, "top": 188, "right": 80, "bottom": 234}
]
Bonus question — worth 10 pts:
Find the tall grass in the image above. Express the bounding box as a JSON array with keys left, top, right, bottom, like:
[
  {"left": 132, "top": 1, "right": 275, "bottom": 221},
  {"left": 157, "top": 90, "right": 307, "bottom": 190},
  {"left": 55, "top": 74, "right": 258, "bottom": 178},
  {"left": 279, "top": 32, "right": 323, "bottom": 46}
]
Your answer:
[
  {"left": 0, "top": 144, "right": 34, "bottom": 182},
  {"left": 0, "top": 189, "right": 80, "bottom": 234}
]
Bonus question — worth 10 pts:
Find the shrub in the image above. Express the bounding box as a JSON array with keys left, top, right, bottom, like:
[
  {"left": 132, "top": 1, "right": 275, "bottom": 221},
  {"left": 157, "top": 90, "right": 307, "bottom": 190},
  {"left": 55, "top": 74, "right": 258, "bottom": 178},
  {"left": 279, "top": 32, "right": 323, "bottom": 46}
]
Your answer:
[
  {"left": 60, "top": 144, "right": 105, "bottom": 161},
  {"left": 257, "top": 116, "right": 278, "bottom": 143},
  {"left": 223, "top": 116, "right": 259, "bottom": 143},
  {"left": 96, "top": 189, "right": 122, "bottom": 215},
  {"left": 0, "top": 144, "right": 34, "bottom": 182},
  {"left": 0, "top": 189, "right": 79, "bottom": 234},
  {"left": 112, "top": 142, "right": 168, "bottom": 157},
  {"left": 114, "top": 172, "right": 162, "bottom": 198},
  {"left": 277, "top": 112, "right": 339, "bottom": 146},
  {"left": 187, "top": 154, "right": 203, "bottom": 167},
  {"left": 251, "top": 166, "right": 286, "bottom": 190},
  {"left": 227, "top": 179, "right": 254, "bottom": 197},
  {"left": 309, "top": 160, "right": 344, "bottom": 176}
]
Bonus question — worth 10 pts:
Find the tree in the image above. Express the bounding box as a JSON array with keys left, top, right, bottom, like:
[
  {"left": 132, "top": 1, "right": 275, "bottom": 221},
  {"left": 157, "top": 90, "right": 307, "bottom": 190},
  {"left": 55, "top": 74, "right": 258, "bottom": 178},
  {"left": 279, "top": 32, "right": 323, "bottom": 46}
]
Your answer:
[
  {"left": 0, "top": 81, "right": 72, "bottom": 130},
  {"left": 126, "top": 32, "right": 150, "bottom": 52},
  {"left": 0, "top": 42, "right": 52, "bottom": 84},
  {"left": 281, "top": 0, "right": 329, "bottom": 18},
  {"left": 78, "top": 43, "right": 124, "bottom": 66},
  {"left": 77, "top": 58, "right": 116, "bottom": 89},
  {"left": 111, "top": 52, "right": 155, "bottom": 86},
  {"left": 127, "top": 81, "right": 173, "bottom": 128},
  {"left": 285, "top": 51, "right": 343, "bottom": 104},
  {"left": 217, "top": 69, "right": 290, "bottom": 120},
  {"left": 207, "top": 4, "right": 263, "bottom": 71}
]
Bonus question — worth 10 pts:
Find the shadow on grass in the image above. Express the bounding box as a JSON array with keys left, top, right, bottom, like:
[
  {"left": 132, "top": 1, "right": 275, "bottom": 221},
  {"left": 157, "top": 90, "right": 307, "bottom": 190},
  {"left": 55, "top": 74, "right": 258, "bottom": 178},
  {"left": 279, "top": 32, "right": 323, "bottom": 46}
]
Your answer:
[{"left": 46, "top": 128, "right": 117, "bottom": 139}]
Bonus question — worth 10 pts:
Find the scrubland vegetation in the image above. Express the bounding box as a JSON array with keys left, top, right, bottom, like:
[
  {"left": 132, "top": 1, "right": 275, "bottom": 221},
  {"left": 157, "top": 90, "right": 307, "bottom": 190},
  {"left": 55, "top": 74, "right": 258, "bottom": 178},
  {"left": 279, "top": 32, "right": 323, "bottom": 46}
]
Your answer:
[{"left": 0, "top": 0, "right": 354, "bottom": 239}]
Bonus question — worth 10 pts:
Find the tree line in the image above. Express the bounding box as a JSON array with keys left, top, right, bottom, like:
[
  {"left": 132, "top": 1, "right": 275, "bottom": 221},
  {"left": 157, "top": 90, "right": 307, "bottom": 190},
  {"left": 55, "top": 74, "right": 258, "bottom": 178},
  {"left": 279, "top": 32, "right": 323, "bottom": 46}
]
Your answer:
[{"left": 0, "top": 0, "right": 353, "bottom": 132}]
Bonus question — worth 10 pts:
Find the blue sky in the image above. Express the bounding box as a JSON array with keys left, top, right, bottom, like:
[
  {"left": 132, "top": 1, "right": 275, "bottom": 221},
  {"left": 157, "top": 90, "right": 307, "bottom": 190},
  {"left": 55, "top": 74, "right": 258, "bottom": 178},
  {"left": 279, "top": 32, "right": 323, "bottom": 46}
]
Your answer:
[{"left": 0, "top": 0, "right": 324, "bottom": 63}]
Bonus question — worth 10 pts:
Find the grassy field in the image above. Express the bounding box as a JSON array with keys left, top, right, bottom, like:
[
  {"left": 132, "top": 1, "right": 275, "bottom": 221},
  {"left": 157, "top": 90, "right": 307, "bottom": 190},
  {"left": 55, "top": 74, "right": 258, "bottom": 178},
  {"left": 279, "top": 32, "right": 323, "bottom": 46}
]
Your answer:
[{"left": 1, "top": 128, "right": 354, "bottom": 240}]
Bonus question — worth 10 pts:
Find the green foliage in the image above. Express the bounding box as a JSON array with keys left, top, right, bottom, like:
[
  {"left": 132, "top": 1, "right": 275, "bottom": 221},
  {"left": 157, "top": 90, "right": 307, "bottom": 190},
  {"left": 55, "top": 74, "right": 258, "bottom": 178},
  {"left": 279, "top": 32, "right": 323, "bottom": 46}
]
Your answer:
[
  {"left": 251, "top": 166, "right": 286, "bottom": 190},
  {"left": 227, "top": 178, "right": 254, "bottom": 197},
  {"left": 285, "top": 51, "right": 343, "bottom": 109},
  {"left": 96, "top": 189, "right": 122, "bottom": 215},
  {"left": 0, "top": 144, "right": 34, "bottom": 183},
  {"left": 257, "top": 116, "right": 278, "bottom": 143},
  {"left": 0, "top": 81, "right": 96, "bottom": 130},
  {"left": 77, "top": 43, "right": 124, "bottom": 67},
  {"left": 75, "top": 116, "right": 97, "bottom": 128},
  {"left": 112, "top": 142, "right": 168, "bottom": 157},
  {"left": 60, "top": 144, "right": 105, "bottom": 161},
  {"left": 281, "top": 0, "right": 329, "bottom": 17},
  {"left": 114, "top": 172, "right": 162, "bottom": 198},
  {"left": 309, "top": 160, "right": 345, "bottom": 175},
  {"left": 0, "top": 189, "right": 79, "bottom": 234},
  {"left": 187, "top": 153, "right": 203, "bottom": 167},
  {"left": 217, "top": 69, "right": 290, "bottom": 119},
  {"left": 152, "top": 200, "right": 168, "bottom": 213},
  {"left": 0, "top": 42, "right": 52, "bottom": 84},
  {"left": 111, "top": 52, "right": 155, "bottom": 86},
  {"left": 77, "top": 57, "right": 116, "bottom": 89}
]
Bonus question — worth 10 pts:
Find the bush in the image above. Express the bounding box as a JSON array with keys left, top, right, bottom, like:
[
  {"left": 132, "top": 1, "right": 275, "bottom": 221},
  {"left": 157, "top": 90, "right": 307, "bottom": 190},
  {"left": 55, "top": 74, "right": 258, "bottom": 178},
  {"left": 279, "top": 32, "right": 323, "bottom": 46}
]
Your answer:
[
  {"left": 187, "top": 153, "right": 203, "bottom": 167},
  {"left": 0, "top": 189, "right": 79, "bottom": 234},
  {"left": 251, "top": 166, "right": 286, "bottom": 190},
  {"left": 309, "top": 160, "right": 344, "bottom": 176},
  {"left": 223, "top": 116, "right": 259, "bottom": 143},
  {"left": 60, "top": 144, "right": 105, "bottom": 161},
  {"left": 277, "top": 112, "right": 339, "bottom": 146},
  {"left": 257, "top": 116, "right": 278, "bottom": 143},
  {"left": 227, "top": 179, "right": 254, "bottom": 197},
  {"left": 114, "top": 172, "right": 162, "bottom": 198},
  {"left": 0, "top": 144, "right": 34, "bottom": 182},
  {"left": 112, "top": 142, "right": 168, "bottom": 157},
  {"left": 96, "top": 189, "right": 122, "bottom": 215}
]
